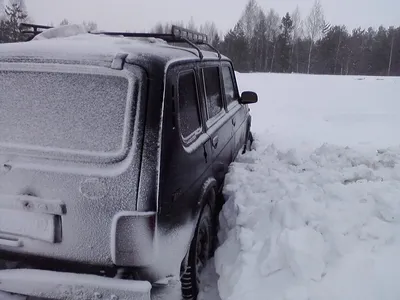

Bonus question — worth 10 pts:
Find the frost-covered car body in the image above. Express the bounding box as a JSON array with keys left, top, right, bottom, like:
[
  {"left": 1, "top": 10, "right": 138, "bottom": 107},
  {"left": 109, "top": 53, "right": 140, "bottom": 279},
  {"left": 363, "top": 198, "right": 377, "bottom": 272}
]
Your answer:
[{"left": 0, "top": 26, "right": 254, "bottom": 299}]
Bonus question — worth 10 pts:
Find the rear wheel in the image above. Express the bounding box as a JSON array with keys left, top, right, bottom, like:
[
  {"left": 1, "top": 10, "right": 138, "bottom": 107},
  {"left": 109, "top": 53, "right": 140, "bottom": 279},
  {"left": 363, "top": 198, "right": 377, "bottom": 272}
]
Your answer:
[{"left": 181, "top": 202, "right": 216, "bottom": 300}]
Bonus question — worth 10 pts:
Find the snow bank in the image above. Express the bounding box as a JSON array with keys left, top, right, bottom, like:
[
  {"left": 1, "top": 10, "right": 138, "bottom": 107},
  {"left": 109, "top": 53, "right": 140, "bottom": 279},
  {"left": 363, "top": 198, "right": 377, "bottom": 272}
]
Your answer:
[
  {"left": 212, "top": 73, "right": 400, "bottom": 300},
  {"left": 33, "top": 24, "right": 88, "bottom": 40},
  {"left": 216, "top": 141, "right": 400, "bottom": 300}
]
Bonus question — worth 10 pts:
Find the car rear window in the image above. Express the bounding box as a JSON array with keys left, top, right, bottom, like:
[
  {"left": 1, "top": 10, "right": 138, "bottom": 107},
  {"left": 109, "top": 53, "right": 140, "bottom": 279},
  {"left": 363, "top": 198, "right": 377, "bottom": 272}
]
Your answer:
[{"left": 0, "top": 70, "right": 130, "bottom": 155}]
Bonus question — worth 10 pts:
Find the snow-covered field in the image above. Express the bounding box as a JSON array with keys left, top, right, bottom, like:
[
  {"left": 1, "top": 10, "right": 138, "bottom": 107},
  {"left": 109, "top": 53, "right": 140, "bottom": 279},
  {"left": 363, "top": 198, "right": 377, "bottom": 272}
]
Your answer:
[{"left": 200, "top": 73, "right": 400, "bottom": 300}]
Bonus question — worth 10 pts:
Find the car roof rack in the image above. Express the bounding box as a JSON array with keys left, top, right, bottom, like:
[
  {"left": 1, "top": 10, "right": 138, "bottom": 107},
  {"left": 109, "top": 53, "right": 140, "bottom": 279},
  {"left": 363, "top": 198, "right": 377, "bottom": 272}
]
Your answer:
[
  {"left": 20, "top": 23, "right": 52, "bottom": 36},
  {"left": 19, "top": 23, "right": 221, "bottom": 60}
]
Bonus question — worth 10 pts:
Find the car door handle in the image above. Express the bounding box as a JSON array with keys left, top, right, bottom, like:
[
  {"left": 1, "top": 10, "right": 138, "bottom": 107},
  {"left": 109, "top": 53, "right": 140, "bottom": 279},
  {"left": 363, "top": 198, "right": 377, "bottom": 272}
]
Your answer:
[
  {"left": 212, "top": 136, "right": 219, "bottom": 148},
  {"left": 232, "top": 118, "right": 236, "bottom": 126}
]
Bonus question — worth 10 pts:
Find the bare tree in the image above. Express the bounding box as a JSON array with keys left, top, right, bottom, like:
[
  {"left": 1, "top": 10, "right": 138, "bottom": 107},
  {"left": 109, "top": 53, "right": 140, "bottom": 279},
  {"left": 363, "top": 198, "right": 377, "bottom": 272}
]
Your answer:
[
  {"left": 4, "top": 0, "right": 27, "bottom": 41},
  {"left": 199, "top": 21, "right": 218, "bottom": 45},
  {"left": 0, "top": 0, "right": 4, "bottom": 20},
  {"left": 9, "top": 0, "right": 26, "bottom": 11},
  {"left": 306, "top": 0, "right": 325, "bottom": 73},
  {"left": 252, "top": 9, "right": 268, "bottom": 71},
  {"left": 332, "top": 25, "right": 347, "bottom": 75},
  {"left": 388, "top": 27, "right": 395, "bottom": 76},
  {"left": 263, "top": 9, "right": 278, "bottom": 70},
  {"left": 265, "top": 9, "right": 280, "bottom": 72},
  {"left": 167, "top": 20, "right": 185, "bottom": 33},
  {"left": 187, "top": 16, "right": 196, "bottom": 31},
  {"left": 82, "top": 21, "right": 97, "bottom": 31},
  {"left": 151, "top": 22, "right": 164, "bottom": 33},
  {"left": 291, "top": 6, "right": 302, "bottom": 72},
  {"left": 150, "top": 20, "right": 185, "bottom": 34},
  {"left": 9, "top": 0, "right": 29, "bottom": 21},
  {"left": 60, "top": 18, "right": 69, "bottom": 26},
  {"left": 240, "top": 0, "right": 260, "bottom": 41}
]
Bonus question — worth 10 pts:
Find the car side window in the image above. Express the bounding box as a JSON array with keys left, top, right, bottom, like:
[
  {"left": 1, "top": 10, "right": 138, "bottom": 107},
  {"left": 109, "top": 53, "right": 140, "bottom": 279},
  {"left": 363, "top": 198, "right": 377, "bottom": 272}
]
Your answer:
[
  {"left": 178, "top": 70, "right": 202, "bottom": 144},
  {"left": 202, "top": 67, "right": 223, "bottom": 120},
  {"left": 221, "top": 66, "right": 239, "bottom": 107}
]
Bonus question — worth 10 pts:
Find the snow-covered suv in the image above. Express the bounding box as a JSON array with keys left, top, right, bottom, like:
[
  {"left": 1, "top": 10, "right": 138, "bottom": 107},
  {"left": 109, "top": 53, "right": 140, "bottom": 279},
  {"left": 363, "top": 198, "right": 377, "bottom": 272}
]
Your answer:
[{"left": 0, "top": 24, "right": 257, "bottom": 300}]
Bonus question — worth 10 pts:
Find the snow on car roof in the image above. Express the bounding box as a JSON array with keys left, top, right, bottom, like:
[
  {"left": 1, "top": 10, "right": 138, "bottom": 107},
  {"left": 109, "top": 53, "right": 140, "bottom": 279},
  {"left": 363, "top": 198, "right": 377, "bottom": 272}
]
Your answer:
[{"left": 0, "top": 25, "right": 224, "bottom": 68}]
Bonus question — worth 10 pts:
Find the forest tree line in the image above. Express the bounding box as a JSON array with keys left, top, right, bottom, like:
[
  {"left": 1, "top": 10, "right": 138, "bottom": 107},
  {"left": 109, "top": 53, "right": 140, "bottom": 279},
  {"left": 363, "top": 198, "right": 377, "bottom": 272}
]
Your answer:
[
  {"left": 0, "top": 0, "right": 97, "bottom": 43},
  {"left": 0, "top": 0, "right": 29, "bottom": 43},
  {"left": 152, "top": 0, "right": 400, "bottom": 76},
  {"left": 1, "top": 0, "right": 399, "bottom": 76}
]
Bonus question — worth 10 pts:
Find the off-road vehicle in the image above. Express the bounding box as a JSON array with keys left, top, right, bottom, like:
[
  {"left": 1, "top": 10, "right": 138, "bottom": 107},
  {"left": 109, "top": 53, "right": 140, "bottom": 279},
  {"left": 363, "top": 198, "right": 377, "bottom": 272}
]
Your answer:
[{"left": 0, "top": 23, "right": 257, "bottom": 299}]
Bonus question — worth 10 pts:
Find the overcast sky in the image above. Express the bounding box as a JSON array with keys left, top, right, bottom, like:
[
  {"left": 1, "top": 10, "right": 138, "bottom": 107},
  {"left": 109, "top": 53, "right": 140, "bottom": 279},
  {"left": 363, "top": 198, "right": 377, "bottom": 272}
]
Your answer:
[{"left": 26, "top": 0, "right": 400, "bottom": 34}]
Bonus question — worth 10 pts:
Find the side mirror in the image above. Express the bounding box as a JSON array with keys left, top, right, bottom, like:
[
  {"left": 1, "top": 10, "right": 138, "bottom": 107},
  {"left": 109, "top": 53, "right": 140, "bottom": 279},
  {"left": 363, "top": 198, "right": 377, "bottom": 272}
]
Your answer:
[{"left": 240, "top": 91, "right": 258, "bottom": 104}]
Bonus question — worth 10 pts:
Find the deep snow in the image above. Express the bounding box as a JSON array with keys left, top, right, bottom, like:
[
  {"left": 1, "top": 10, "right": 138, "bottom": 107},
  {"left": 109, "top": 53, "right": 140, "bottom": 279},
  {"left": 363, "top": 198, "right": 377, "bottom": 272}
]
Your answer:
[
  {"left": 0, "top": 70, "right": 399, "bottom": 300},
  {"left": 199, "top": 73, "right": 400, "bottom": 300}
]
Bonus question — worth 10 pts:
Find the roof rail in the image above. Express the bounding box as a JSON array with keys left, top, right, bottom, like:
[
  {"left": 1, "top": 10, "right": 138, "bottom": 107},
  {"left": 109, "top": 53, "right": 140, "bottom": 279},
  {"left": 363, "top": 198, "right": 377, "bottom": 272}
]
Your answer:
[
  {"left": 20, "top": 23, "right": 53, "bottom": 35},
  {"left": 19, "top": 23, "right": 222, "bottom": 60},
  {"left": 170, "top": 25, "right": 222, "bottom": 59}
]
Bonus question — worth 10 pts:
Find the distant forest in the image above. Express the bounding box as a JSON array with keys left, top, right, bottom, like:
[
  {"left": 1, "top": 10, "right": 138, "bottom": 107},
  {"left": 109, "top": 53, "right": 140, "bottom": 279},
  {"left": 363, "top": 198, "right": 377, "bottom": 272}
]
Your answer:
[{"left": 1, "top": 0, "right": 400, "bottom": 76}]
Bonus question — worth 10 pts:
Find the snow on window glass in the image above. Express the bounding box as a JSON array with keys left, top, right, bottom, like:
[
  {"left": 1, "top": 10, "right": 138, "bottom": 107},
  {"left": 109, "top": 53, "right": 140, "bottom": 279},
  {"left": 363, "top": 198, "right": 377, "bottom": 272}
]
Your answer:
[
  {"left": 178, "top": 70, "right": 201, "bottom": 142},
  {"left": 222, "top": 66, "right": 239, "bottom": 106},
  {"left": 0, "top": 71, "right": 130, "bottom": 154},
  {"left": 202, "top": 67, "right": 223, "bottom": 119}
]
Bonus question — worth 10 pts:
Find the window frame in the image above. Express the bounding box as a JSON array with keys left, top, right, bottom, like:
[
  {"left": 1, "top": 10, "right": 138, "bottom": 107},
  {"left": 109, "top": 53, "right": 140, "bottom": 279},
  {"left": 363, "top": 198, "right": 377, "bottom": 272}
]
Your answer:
[
  {"left": 221, "top": 64, "right": 241, "bottom": 111},
  {"left": 176, "top": 68, "right": 203, "bottom": 146},
  {"left": 199, "top": 64, "right": 226, "bottom": 127}
]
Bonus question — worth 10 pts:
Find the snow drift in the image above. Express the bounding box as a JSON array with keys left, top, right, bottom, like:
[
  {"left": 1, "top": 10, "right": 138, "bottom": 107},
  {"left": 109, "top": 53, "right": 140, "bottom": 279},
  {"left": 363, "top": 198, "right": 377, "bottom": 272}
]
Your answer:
[
  {"left": 202, "top": 73, "right": 400, "bottom": 300},
  {"left": 33, "top": 24, "right": 88, "bottom": 40},
  {"left": 216, "top": 141, "right": 400, "bottom": 300}
]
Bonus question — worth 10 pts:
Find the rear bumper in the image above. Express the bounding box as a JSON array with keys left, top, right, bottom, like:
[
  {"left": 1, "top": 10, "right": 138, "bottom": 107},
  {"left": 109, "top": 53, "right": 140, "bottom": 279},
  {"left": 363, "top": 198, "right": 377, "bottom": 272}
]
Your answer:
[
  {"left": 0, "top": 207, "right": 157, "bottom": 268},
  {"left": 0, "top": 269, "right": 151, "bottom": 300}
]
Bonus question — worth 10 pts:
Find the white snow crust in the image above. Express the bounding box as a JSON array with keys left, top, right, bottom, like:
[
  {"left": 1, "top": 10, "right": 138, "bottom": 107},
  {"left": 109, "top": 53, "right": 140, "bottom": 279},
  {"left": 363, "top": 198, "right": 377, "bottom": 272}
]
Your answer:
[
  {"left": 33, "top": 24, "right": 88, "bottom": 40},
  {"left": 0, "top": 54, "right": 399, "bottom": 300},
  {"left": 0, "top": 24, "right": 220, "bottom": 65},
  {"left": 200, "top": 73, "right": 400, "bottom": 300}
]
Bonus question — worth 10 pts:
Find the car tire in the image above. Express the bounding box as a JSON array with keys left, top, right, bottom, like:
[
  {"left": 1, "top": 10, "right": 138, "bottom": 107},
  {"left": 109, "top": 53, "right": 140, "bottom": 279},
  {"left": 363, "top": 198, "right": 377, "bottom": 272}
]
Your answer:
[{"left": 181, "top": 200, "right": 216, "bottom": 300}]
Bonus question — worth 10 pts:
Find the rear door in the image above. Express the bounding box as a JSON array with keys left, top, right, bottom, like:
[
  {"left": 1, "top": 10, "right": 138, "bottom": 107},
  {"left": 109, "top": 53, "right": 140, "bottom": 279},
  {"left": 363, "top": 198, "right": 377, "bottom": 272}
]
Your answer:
[
  {"left": 159, "top": 63, "right": 212, "bottom": 223},
  {"left": 221, "top": 62, "right": 248, "bottom": 158},
  {"left": 198, "top": 63, "right": 233, "bottom": 187}
]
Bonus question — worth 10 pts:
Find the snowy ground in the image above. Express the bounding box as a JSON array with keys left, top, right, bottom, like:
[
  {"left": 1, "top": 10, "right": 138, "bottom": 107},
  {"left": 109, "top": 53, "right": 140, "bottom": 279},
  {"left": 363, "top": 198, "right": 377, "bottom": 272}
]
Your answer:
[
  {"left": 1, "top": 73, "right": 399, "bottom": 300},
  {"left": 199, "top": 73, "right": 400, "bottom": 300}
]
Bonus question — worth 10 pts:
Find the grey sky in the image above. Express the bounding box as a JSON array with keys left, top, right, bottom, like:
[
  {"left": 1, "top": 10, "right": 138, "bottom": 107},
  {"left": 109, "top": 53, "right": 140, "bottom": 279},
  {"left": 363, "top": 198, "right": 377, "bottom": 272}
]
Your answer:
[{"left": 26, "top": 0, "right": 400, "bottom": 34}]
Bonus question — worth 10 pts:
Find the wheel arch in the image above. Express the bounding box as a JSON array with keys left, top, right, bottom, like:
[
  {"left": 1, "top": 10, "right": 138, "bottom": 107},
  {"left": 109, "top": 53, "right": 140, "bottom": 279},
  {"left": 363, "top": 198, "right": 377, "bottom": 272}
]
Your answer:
[
  {"left": 180, "top": 176, "right": 218, "bottom": 275},
  {"left": 197, "top": 177, "right": 218, "bottom": 212}
]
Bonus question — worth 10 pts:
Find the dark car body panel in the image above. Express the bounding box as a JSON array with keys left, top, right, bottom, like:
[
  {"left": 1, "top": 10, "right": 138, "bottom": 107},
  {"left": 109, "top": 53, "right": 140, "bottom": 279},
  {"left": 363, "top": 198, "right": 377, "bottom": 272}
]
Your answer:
[{"left": 0, "top": 34, "right": 252, "bottom": 281}]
